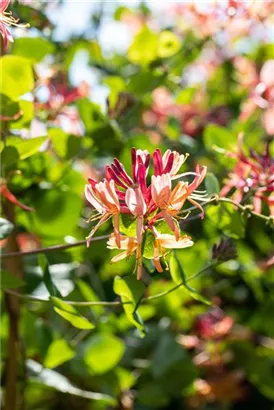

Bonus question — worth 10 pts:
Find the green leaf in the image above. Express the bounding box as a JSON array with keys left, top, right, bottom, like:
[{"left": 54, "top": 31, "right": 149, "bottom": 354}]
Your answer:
[
  {"left": 49, "top": 129, "right": 81, "bottom": 159},
  {"left": 84, "top": 333, "right": 124, "bottom": 374},
  {"left": 0, "top": 146, "right": 19, "bottom": 171},
  {"left": 27, "top": 359, "right": 116, "bottom": 404},
  {"left": 128, "top": 26, "right": 158, "bottom": 65},
  {"left": 119, "top": 213, "right": 137, "bottom": 236},
  {"left": 114, "top": 276, "right": 146, "bottom": 336},
  {"left": 51, "top": 297, "right": 95, "bottom": 330},
  {"left": 206, "top": 202, "right": 246, "bottom": 239},
  {"left": 10, "top": 100, "right": 34, "bottom": 129},
  {"left": 44, "top": 339, "right": 75, "bottom": 369},
  {"left": 1, "top": 270, "right": 25, "bottom": 289},
  {"left": 0, "top": 94, "right": 21, "bottom": 121},
  {"left": 175, "top": 87, "right": 198, "bottom": 104},
  {"left": 151, "top": 333, "right": 188, "bottom": 378},
  {"left": 204, "top": 124, "right": 237, "bottom": 152},
  {"left": 169, "top": 252, "right": 211, "bottom": 305},
  {"left": 77, "top": 280, "right": 104, "bottom": 317},
  {"left": 142, "top": 229, "right": 155, "bottom": 259},
  {"left": 157, "top": 31, "right": 181, "bottom": 58},
  {"left": 12, "top": 37, "right": 56, "bottom": 63},
  {"left": 0, "top": 218, "right": 14, "bottom": 240},
  {"left": 3, "top": 136, "right": 47, "bottom": 160},
  {"left": 0, "top": 56, "right": 34, "bottom": 99},
  {"left": 205, "top": 173, "right": 220, "bottom": 196},
  {"left": 38, "top": 254, "right": 62, "bottom": 298},
  {"left": 18, "top": 188, "right": 83, "bottom": 239}
]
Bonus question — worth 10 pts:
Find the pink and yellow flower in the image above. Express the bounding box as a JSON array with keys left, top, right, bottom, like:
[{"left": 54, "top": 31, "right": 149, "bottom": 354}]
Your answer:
[{"left": 85, "top": 147, "right": 207, "bottom": 279}]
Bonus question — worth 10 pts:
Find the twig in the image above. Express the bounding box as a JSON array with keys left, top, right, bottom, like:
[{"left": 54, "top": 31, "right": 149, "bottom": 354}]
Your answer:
[
  {"left": 1, "top": 196, "right": 272, "bottom": 261},
  {"left": 4, "top": 263, "right": 214, "bottom": 307},
  {"left": 218, "top": 197, "right": 274, "bottom": 223},
  {"left": 1, "top": 235, "right": 109, "bottom": 259}
]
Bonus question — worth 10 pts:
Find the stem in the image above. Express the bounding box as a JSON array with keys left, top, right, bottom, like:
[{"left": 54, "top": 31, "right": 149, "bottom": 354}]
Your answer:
[
  {"left": 1, "top": 196, "right": 272, "bottom": 261},
  {"left": 3, "top": 203, "right": 24, "bottom": 410},
  {"left": 1, "top": 235, "right": 109, "bottom": 259},
  {"left": 4, "top": 263, "right": 214, "bottom": 307},
  {"left": 218, "top": 197, "right": 273, "bottom": 223}
]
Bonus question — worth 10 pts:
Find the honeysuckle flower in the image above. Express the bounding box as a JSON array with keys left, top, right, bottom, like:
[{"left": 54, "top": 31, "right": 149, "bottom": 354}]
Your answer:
[
  {"left": 151, "top": 165, "right": 207, "bottom": 238},
  {"left": 107, "top": 233, "right": 143, "bottom": 279},
  {"left": 85, "top": 147, "right": 207, "bottom": 279},
  {"left": 220, "top": 137, "right": 274, "bottom": 217},
  {"left": 0, "top": 0, "right": 29, "bottom": 49},
  {"left": 153, "top": 230, "right": 194, "bottom": 273},
  {"left": 85, "top": 180, "right": 121, "bottom": 247}
]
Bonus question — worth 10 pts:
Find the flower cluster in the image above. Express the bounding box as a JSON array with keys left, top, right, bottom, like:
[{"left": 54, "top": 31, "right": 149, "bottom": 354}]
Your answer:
[
  {"left": 221, "top": 136, "right": 274, "bottom": 216},
  {"left": 85, "top": 148, "right": 207, "bottom": 279},
  {"left": 0, "top": 0, "right": 29, "bottom": 50}
]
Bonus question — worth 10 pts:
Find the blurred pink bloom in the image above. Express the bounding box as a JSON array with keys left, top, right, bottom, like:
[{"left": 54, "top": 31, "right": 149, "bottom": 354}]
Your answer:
[{"left": 221, "top": 135, "right": 274, "bottom": 216}]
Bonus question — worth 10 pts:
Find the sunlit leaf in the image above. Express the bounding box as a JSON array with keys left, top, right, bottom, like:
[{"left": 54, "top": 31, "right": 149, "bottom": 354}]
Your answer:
[
  {"left": 84, "top": 333, "right": 124, "bottom": 374},
  {"left": 44, "top": 339, "right": 75, "bottom": 369},
  {"left": 12, "top": 37, "right": 55, "bottom": 62},
  {"left": 3, "top": 136, "right": 47, "bottom": 160},
  {"left": 128, "top": 26, "right": 158, "bottom": 65},
  {"left": 0, "top": 55, "right": 34, "bottom": 98},
  {"left": 51, "top": 297, "right": 95, "bottom": 330}
]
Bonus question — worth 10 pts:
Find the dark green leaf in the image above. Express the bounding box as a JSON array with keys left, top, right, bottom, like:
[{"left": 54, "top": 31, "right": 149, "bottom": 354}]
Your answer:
[
  {"left": 1, "top": 270, "right": 25, "bottom": 289},
  {"left": 38, "top": 254, "right": 62, "bottom": 298},
  {"left": 169, "top": 252, "right": 211, "bottom": 305},
  {"left": 114, "top": 276, "right": 146, "bottom": 336},
  {"left": 205, "top": 173, "right": 220, "bottom": 196}
]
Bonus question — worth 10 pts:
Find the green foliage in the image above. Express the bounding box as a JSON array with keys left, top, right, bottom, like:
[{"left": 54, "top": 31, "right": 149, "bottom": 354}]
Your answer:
[
  {"left": 84, "top": 333, "right": 125, "bottom": 374},
  {"left": 51, "top": 297, "right": 95, "bottom": 330},
  {"left": 1, "top": 136, "right": 47, "bottom": 160},
  {"left": 114, "top": 276, "right": 146, "bottom": 336},
  {"left": 1, "top": 270, "right": 25, "bottom": 289},
  {"left": 205, "top": 172, "right": 220, "bottom": 196},
  {"left": 44, "top": 339, "right": 75, "bottom": 369},
  {"left": 12, "top": 37, "right": 55, "bottom": 62},
  {"left": 169, "top": 252, "right": 211, "bottom": 305},
  {"left": 1, "top": 3, "right": 274, "bottom": 409},
  {"left": 128, "top": 26, "right": 158, "bottom": 65},
  {"left": 0, "top": 55, "right": 34, "bottom": 98}
]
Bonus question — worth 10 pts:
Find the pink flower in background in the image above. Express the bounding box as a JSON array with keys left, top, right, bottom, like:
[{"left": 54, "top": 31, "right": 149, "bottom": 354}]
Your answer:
[
  {"left": 238, "top": 60, "right": 274, "bottom": 134},
  {"left": 85, "top": 148, "right": 207, "bottom": 278},
  {"left": 221, "top": 135, "right": 274, "bottom": 216},
  {"left": 35, "top": 72, "right": 90, "bottom": 136},
  {"left": 0, "top": 0, "right": 29, "bottom": 49}
]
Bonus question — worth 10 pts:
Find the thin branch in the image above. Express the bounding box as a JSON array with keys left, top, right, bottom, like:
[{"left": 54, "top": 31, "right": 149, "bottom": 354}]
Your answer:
[
  {"left": 218, "top": 197, "right": 274, "bottom": 223},
  {"left": 1, "top": 235, "right": 109, "bottom": 259},
  {"left": 1, "top": 196, "right": 272, "bottom": 261},
  {"left": 4, "top": 263, "right": 214, "bottom": 307}
]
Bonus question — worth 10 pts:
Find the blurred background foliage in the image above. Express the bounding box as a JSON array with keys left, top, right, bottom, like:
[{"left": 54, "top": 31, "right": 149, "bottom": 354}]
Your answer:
[{"left": 1, "top": 1, "right": 274, "bottom": 409}]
